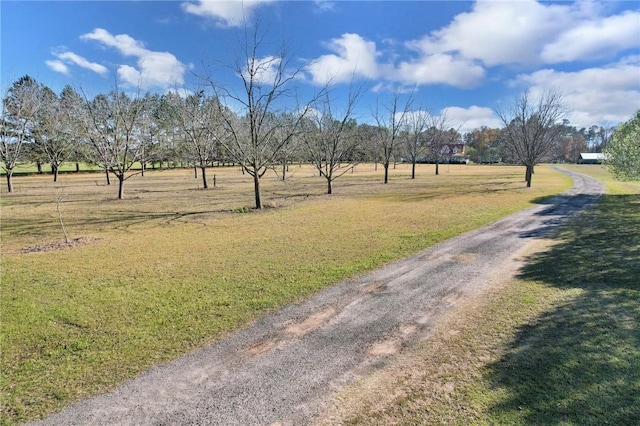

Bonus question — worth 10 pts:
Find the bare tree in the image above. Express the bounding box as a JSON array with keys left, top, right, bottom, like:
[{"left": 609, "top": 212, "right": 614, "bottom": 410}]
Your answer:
[
  {"left": 166, "top": 91, "right": 225, "bottom": 189},
  {"left": 33, "top": 85, "right": 82, "bottom": 182},
  {"left": 355, "top": 123, "right": 382, "bottom": 166},
  {"left": 1, "top": 75, "right": 42, "bottom": 192},
  {"left": 403, "top": 108, "right": 431, "bottom": 179},
  {"left": 496, "top": 90, "right": 567, "bottom": 187},
  {"left": 425, "top": 111, "right": 462, "bottom": 175},
  {"left": 302, "top": 84, "right": 363, "bottom": 194},
  {"left": 272, "top": 111, "right": 309, "bottom": 181},
  {"left": 208, "top": 23, "right": 320, "bottom": 209},
  {"left": 82, "top": 84, "right": 148, "bottom": 199},
  {"left": 372, "top": 88, "right": 413, "bottom": 183}
]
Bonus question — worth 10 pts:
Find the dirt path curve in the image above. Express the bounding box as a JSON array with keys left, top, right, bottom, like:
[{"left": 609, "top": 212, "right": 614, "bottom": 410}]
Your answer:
[{"left": 34, "top": 168, "right": 604, "bottom": 426}]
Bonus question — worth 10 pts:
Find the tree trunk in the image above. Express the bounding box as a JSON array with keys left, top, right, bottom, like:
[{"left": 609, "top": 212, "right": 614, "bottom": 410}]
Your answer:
[
  {"left": 383, "top": 162, "right": 390, "bottom": 184},
  {"left": 194, "top": 166, "right": 198, "bottom": 179},
  {"left": 201, "top": 166, "right": 208, "bottom": 189},
  {"left": 6, "top": 171, "right": 14, "bottom": 193},
  {"left": 36, "top": 161, "right": 43, "bottom": 174},
  {"left": 117, "top": 174, "right": 125, "bottom": 199},
  {"left": 52, "top": 164, "right": 59, "bottom": 182},
  {"left": 411, "top": 160, "right": 416, "bottom": 179},
  {"left": 435, "top": 161, "right": 440, "bottom": 176},
  {"left": 282, "top": 162, "right": 286, "bottom": 181},
  {"left": 253, "top": 173, "right": 262, "bottom": 209},
  {"left": 327, "top": 177, "right": 332, "bottom": 195},
  {"left": 105, "top": 169, "right": 111, "bottom": 185},
  {"left": 525, "top": 165, "right": 533, "bottom": 187},
  {"left": 141, "top": 161, "right": 145, "bottom": 177},
  {"left": 75, "top": 162, "right": 80, "bottom": 173}
]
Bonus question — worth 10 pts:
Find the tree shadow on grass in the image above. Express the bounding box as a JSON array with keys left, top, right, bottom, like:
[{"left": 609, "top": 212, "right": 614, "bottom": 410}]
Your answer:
[{"left": 486, "top": 194, "right": 640, "bottom": 424}]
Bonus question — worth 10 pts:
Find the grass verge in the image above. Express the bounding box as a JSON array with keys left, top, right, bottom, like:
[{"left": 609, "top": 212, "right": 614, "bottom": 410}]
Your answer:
[
  {"left": 321, "top": 165, "right": 640, "bottom": 425},
  {"left": 1, "top": 164, "right": 570, "bottom": 423}
]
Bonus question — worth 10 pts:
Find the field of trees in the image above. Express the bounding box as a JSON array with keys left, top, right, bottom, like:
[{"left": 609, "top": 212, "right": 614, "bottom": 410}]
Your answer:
[{"left": 2, "top": 70, "right": 617, "bottom": 205}]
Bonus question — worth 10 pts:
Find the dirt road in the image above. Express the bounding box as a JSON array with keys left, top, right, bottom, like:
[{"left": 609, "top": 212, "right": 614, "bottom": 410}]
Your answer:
[{"left": 34, "top": 168, "right": 604, "bottom": 426}]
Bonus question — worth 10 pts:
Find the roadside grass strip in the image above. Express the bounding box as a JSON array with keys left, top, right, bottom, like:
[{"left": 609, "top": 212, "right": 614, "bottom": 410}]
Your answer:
[
  {"left": 325, "top": 166, "right": 639, "bottom": 425},
  {"left": 1, "top": 164, "right": 570, "bottom": 423}
]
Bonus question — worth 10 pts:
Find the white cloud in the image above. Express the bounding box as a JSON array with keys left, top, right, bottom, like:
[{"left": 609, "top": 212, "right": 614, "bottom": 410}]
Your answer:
[
  {"left": 512, "top": 57, "right": 640, "bottom": 127},
  {"left": 440, "top": 106, "right": 502, "bottom": 134},
  {"left": 407, "top": 0, "right": 639, "bottom": 67},
  {"left": 181, "top": 0, "right": 273, "bottom": 27},
  {"left": 82, "top": 28, "right": 146, "bottom": 56},
  {"left": 396, "top": 53, "right": 485, "bottom": 88},
  {"left": 311, "top": 1, "right": 639, "bottom": 93},
  {"left": 46, "top": 50, "right": 108, "bottom": 76},
  {"left": 541, "top": 10, "right": 640, "bottom": 63},
  {"left": 411, "top": 0, "right": 570, "bottom": 66},
  {"left": 55, "top": 51, "right": 108, "bottom": 75},
  {"left": 306, "top": 33, "right": 380, "bottom": 85},
  {"left": 117, "top": 65, "right": 142, "bottom": 87},
  {"left": 46, "top": 60, "right": 70, "bottom": 75},
  {"left": 306, "top": 33, "right": 484, "bottom": 89},
  {"left": 81, "top": 28, "right": 188, "bottom": 90},
  {"left": 313, "top": 1, "right": 336, "bottom": 14}
]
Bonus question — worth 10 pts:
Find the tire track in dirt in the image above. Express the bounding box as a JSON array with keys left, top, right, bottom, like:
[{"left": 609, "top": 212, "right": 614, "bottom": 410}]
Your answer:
[{"left": 33, "top": 168, "right": 603, "bottom": 426}]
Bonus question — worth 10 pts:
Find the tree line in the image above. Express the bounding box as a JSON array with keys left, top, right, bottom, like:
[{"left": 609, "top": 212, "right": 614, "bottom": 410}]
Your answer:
[
  {"left": 0, "top": 74, "right": 467, "bottom": 205},
  {"left": 2, "top": 27, "right": 634, "bottom": 205}
]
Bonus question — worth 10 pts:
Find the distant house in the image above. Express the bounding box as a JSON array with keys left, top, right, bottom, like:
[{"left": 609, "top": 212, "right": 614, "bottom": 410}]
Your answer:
[
  {"left": 441, "top": 144, "right": 469, "bottom": 164},
  {"left": 578, "top": 153, "right": 605, "bottom": 164}
]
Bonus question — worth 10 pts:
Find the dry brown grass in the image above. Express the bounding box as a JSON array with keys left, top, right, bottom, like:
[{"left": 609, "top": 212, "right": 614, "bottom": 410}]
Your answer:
[
  {"left": 1, "top": 163, "right": 568, "bottom": 252},
  {"left": 0, "top": 163, "right": 572, "bottom": 423}
]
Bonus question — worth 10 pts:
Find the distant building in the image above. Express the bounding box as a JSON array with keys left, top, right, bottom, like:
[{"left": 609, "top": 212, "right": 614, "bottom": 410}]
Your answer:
[
  {"left": 578, "top": 153, "right": 605, "bottom": 164},
  {"left": 441, "top": 144, "right": 469, "bottom": 164}
]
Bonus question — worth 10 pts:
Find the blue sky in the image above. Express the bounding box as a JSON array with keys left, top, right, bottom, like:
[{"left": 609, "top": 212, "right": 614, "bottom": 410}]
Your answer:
[{"left": 2, "top": 0, "right": 639, "bottom": 132}]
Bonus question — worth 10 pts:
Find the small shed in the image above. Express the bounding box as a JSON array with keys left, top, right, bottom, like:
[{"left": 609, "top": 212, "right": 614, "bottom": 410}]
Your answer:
[{"left": 578, "top": 153, "right": 605, "bottom": 164}]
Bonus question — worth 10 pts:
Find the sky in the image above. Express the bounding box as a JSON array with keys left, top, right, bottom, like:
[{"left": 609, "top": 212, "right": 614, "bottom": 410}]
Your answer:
[{"left": 1, "top": 0, "right": 639, "bottom": 133}]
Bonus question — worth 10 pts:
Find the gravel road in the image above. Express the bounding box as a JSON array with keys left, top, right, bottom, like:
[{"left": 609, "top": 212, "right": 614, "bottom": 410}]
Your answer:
[{"left": 34, "top": 168, "right": 604, "bottom": 426}]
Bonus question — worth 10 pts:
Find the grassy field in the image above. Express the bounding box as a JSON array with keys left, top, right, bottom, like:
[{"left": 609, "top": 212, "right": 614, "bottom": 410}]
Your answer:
[
  {"left": 1, "top": 161, "right": 184, "bottom": 175},
  {"left": 321, "top": 164, "right": 640, "bottom": 425},
  {"left": 1, "top": 162, "right": 103, "bottom": 175},
  {"left": 0, "top": 163, "right": 573, "bottom": 423}
]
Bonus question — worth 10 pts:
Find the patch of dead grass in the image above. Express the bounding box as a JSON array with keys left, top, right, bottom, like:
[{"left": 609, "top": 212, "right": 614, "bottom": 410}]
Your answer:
[{"left": 21, "top": 237, "right": 101, "bottom": 254}]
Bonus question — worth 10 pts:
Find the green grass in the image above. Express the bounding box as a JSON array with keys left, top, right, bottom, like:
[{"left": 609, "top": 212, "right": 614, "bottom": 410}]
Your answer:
[
  {"left": 0, "top": 162, "right": 103, "bottom": 175},
  {"left": 325, "top": 165, "right": 640, "bottom": 425},
  {"left": 0, "top": 163, "right": 572, "bottom": 423},
  {"left": 485, "top": 166, "right": 640, "bottom": 425},
  {"left": 1, "top": 161, "right": 198, "bottom": 175}
]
